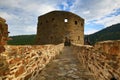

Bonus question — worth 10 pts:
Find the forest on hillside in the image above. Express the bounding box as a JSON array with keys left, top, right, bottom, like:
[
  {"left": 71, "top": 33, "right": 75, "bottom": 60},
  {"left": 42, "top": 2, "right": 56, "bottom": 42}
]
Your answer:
[
  {"left": 8, "top": 35, "right": 36, "bottom": 45},
  {"left": 8, "top": 23, "right": 120, "bottom": 45},
  {"left": 85, "top": 23, "right": 120, "bottom": 45}
]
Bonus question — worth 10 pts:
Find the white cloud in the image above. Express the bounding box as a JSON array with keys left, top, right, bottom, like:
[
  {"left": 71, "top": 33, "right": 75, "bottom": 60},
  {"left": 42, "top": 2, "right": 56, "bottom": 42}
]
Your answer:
[
  {"left": 0, "top": 12, "right": 20, "bottom": 26},
  {"left": 0, "top": 12, "right": 13, "bottom": 20},
  {"left": 95, "top": 15, "right": 120, "bottom": 27},
  {"left": 37, "top": 5, "right": 57, "bottom": 15},
  {"left": 0, "top": 0, "right": 120, "bottom": 35},
  {"left": 0, "top": 0, "right": 21, "bottom": 8},
  {"left": 61, "top": 1, "right": 69, "bottom": 10},
  {"left": 9, "top": 25, "right": 37, "bottom": 36},
  {"left": 0, "top": 0, "right": 63, "bottom": 36},
  {"left": 85, "top": 28, "right": 98, "bottom": 35},
  {"left": 70, "top": 0, "right": 120, "bottom": 20},
  {"left": 70, "top": 0, "right": 120, "bottom": 34},
  {"left": 0, "top": 0, "right": 60, "bottom": 15},
  {"left": 21, "top": 2, "right": 58, "bottom": 15},
  {"left": 83, "top": 11, "right": 90, "bottom": 15},
  {"left": 25, "top": 26, "right": 36, "bottom": 33}
]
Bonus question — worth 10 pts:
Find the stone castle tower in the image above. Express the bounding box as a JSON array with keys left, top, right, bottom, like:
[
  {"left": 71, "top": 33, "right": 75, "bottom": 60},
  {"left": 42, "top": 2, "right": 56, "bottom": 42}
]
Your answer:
[{"left": 36, "top": 11, "right": 84, "bottom": 45}]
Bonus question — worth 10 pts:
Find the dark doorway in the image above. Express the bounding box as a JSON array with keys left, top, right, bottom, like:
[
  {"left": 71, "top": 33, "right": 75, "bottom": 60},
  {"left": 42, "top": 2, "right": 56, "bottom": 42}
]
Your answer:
[{"left": 64, "top": 37, "right": 71, "bottom": 46}]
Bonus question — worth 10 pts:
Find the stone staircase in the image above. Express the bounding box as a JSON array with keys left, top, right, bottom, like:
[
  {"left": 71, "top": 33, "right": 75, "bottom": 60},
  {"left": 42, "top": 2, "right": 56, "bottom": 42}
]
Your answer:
[{"left": 36, "top": 47, "right": 96, "bottom": 80}]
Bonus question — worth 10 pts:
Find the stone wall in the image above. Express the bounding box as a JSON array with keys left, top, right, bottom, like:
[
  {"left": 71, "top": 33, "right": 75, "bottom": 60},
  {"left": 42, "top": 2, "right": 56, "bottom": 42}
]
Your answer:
[
  {"left": 0, "top": 17, "right": 9, "bottom": 54},
  {"left": 72, "top": 44, "right": 120, "bottom": 80},
  {"left": 0, "top": 17, "right": 9, "bottom": 45},
  {"left": 95, "top": 40, "right": 120, "bottom": 55},
  {"left": 36, "top": 11, "right": 84, "bottom": 45},
  {"left": 0, "top": 44, "right": 63, "bottom": 80}
]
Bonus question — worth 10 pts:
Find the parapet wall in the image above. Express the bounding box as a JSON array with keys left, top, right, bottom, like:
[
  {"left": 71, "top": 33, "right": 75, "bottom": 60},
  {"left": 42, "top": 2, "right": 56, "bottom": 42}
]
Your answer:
[
  {"left": 95, "top": 40, "right": 120, "bottom": 55},
  {"left": 0, "top": 17, "right": 9, "bottom": 45},
  {"left": 0, "top": 44, "right": 63, "bottom": 80},
  {"left": 72, "top": 44, "right": 120, "bottom": 80},
  {"left": 0, "top": 17, "right": 9, "bottom": 54},
  {"left": 1, "top": 40, "right": 120, "bottom": 80}
]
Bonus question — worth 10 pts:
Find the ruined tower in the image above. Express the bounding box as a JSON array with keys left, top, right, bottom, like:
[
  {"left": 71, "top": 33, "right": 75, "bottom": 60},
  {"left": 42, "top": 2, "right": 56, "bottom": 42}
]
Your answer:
[{"left": 36, "top": 11, "right": 84, "bottom": 45}]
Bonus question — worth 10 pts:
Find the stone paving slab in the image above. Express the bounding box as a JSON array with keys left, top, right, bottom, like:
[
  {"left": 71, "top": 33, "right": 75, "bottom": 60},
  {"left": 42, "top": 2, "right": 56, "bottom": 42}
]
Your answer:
[{"left": 36, "top": 47, "right": 96, "bottom": 80}]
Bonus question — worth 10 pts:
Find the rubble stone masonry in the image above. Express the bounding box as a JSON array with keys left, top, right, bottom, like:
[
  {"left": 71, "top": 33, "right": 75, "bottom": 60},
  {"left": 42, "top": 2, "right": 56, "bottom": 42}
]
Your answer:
[
  {"left": 0, "top": 17, "right": 9, "bottom": 45},
  {"left": 0, "top": 40, "right": 120, "bottom": 80},
  {"left": 0, "top": 44, "right": 63, "bottom": 80},
  {"left": 72, "top": 40, "right": 120, "bottom": 80},
  {"left": 95, "top": 40, "right": 120, "bottom": 55}
]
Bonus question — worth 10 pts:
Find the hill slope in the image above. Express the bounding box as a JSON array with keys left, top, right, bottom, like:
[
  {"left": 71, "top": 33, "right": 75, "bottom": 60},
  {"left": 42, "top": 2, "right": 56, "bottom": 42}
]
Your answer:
[
  {"left": 8, "top": 35, "right": 36, "bottom": 45},
  {"left": 85, "top": 23, "right": 120, "bottom": 45}
]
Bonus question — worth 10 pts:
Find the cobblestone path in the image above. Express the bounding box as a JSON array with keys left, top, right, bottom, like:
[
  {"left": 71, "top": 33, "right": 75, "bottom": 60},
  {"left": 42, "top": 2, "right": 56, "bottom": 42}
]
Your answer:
[{"left": 36, "top": 47, "right": 96, "bottom": 80}]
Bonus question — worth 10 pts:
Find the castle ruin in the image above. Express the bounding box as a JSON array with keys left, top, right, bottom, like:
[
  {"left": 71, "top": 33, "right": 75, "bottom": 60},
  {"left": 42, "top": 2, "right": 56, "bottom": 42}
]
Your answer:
[
  {"left": 0, "top": 15, "right": 120, "bottom": 80},
  {"left": 36, "top": 11, "right": 84, "bottom": 45}
]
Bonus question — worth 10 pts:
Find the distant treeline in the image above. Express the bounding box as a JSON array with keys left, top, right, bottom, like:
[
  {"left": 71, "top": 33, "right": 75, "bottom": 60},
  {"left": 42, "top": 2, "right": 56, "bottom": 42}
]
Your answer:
[
  {"left": 8, "top": 23, "right": 120, "bottom": 45},
  {"left": 85, "top": 23, "right": 120, "bottom": 45},
  {"left": 8, "top": 35, "right": 36, "bottom": 45}
]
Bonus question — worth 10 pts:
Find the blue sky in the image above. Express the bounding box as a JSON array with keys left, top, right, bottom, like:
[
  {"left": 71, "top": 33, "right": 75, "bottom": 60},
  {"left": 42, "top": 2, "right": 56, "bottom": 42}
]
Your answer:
[{"left": 0, "top": 0, "right": 120, "bottom": 36}]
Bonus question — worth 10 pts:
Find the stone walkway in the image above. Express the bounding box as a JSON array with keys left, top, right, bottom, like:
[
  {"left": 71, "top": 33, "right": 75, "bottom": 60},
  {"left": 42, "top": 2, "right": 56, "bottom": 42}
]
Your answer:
[{"left": 36, "top": 47, "right": 96, "bottom": 80}]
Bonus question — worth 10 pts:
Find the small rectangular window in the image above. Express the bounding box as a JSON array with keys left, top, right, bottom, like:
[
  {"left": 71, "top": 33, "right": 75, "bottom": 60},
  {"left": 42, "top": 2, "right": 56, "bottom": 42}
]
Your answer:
[
  {"left": 46, "top": 20, "right": 48, "bottom": 23},
  {"left": 50, "top": 36, "right": 53, "bottom": 43},
  {"left": 64, "top": 18, "right": 68, "bottom": 22},
  {"left": 40, "top": 22, "right": 42, "bottom": 25},
  {"left": 52, "top": 18, "right": 54, "bottom": 21},
  {"left": 81, "top": 23, "right": 83, "bottom": 26},
  {"left": 75, "top": 21, "right": 77, "bottom": 25},
  {"left": 78, "top": 36, "right": 80, "bottom": 40}
]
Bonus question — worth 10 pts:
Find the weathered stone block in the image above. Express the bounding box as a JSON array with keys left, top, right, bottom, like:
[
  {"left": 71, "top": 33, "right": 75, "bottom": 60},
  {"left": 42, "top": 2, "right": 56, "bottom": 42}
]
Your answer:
[
  {"left": 24, "top": 73, "right": 32, "bottom": 80},
  {"left": 9, "top": 58, "right": 21, "bottom": 64},
  {"left": 15, "top": 66, "right": 25, "bottom": 77}
]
